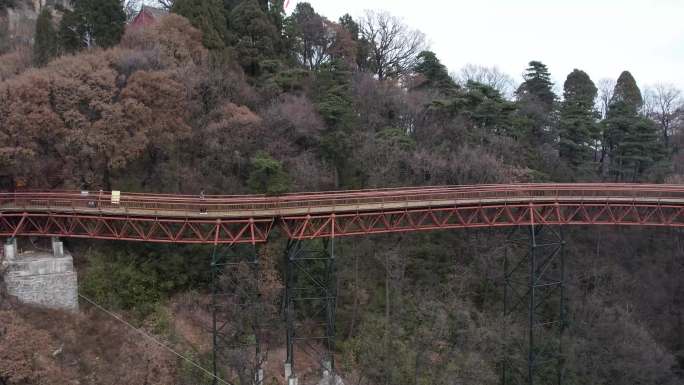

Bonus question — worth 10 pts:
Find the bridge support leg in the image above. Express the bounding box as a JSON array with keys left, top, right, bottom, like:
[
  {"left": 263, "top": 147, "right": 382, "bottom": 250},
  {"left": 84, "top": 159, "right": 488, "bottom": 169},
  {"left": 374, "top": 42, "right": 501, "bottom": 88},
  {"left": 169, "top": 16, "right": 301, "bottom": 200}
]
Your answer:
[
  {"left": 51, "top": 237, "right": 64, "bottom": 258},
  {"left": 502, "top": 226, "right": 565, "bottom": 385},
  {"left": 212, "top": 244, "right": 265, "bottom": 385},
  {"left": 3, "top": 238, "right": 17, "bottom": 261},
  {"left": 284, "top": 238, "right": 337, "bottom": 382}
]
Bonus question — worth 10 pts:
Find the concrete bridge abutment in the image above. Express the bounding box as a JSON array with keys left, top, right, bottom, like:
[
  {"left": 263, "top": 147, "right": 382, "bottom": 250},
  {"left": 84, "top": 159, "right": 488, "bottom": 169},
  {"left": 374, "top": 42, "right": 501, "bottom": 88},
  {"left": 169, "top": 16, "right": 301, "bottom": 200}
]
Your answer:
[{"left": 2, "top": 237, "right": 78, "bottom": 311}]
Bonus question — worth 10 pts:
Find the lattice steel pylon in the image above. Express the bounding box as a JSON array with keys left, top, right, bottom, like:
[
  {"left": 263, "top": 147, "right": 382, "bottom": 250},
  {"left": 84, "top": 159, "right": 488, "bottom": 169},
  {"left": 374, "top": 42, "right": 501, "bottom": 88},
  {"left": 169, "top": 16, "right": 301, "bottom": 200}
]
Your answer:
[
  {"left": 212, "top": 243, "right": 266, "bottom": 385},
  {"left": 284, "top": 238, "right": 337, "bottom": 383},
  {"left": 502, "top": 225, "right": 566, "bottom": 385}
]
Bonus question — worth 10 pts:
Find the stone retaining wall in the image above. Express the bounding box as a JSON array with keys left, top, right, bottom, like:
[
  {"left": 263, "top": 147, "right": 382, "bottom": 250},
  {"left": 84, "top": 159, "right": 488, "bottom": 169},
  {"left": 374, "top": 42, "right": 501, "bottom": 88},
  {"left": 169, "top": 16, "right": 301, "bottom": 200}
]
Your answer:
[{"left": 2, "top": 239, "right": 78, "bottom": 311}]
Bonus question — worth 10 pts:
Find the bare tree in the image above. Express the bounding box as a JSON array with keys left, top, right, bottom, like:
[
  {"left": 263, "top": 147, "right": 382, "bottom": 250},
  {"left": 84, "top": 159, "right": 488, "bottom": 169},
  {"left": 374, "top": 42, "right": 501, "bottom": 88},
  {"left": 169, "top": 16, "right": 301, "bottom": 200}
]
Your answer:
[
  {"left": 454, "top": 63, "right": 516, "bottom": 98},
  {"left": 597, "top": 78, "right": 616, "bottom": 119},
  {"left": 122, "top": 0, "right": 140, "bottom": 21},
  {"left": 157, "top": 0, "right": 174, "bottom": 10},
  {"left": 643, "top": 83, "right": 682, "bottom": 147},
  {"left": 359, "top": 10, "right": 427, "bottom": 81}
]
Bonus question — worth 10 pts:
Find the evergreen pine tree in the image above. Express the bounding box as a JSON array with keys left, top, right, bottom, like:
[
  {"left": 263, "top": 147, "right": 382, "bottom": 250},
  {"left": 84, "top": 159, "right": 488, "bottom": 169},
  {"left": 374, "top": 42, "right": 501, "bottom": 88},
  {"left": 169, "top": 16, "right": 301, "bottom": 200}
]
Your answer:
[
  {"left": 558, "top": 69, "right": 599, "bottom": 175},
  {"left": 339, "top": 14, "right": 359, "bottom": 39},
  {"left": 314, "top": 59, "right": 358, "bottom": 187},
  {"left": 265, "top": 0, "right": 285, "bottom": 43},
  {"left": 463, "top": 81, "right": 516, "bottom": 139},
  {"left": 57, "top": 8, "right": 82, "bottom": 53},
  {"left": 513, "top": 60, "right": 557, "bottom": 147},
  {"left": 413, "top": 51, "right": 458, "bottom": 95},
  {"left": 286, "top": 2, "right": 327, "bottom": 69},
  {"left": 248, "top": 152, "right": 291, "bottom": 195},
  {"left": 83, "top": 0, "right": 125, "bottom": 48},
  {"left": 603, "top": 71, "right": 664, "bottom": 181},
  {"left": 516, "top": 61, "right": 556, "bottom": 111},
  {"left": 229, "top": 0, "right": 278, "bottom": 75},
  {"left": 33, "top": 8, "right": 59, "bottom": 67},
  {"left": 611, "top": 71, "right": 643, "bottom": 111},
  {"left": 58, "top": 0, "right": 125, "bottom": 51},
  {"left": 339, "top": 13, "right": 370, "bottom": 71},
  {"left": 172, "top": 0, "right": 228, "bottom": 49}
]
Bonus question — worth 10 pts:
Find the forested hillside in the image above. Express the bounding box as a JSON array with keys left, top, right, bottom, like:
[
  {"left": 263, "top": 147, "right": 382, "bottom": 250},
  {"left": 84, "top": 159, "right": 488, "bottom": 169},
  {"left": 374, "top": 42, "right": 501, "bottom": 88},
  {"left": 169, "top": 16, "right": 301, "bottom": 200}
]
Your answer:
[{"left": 0, "top": 0, "right": 683, "bottom": 384}]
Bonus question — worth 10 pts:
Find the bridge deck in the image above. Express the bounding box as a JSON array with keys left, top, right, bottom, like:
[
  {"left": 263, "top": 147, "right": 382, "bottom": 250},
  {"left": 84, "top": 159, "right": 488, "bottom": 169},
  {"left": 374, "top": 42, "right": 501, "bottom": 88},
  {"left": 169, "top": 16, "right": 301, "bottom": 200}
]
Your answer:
[
  {"left": 1, "top": 184, "right": 683, "bottom": 243},
  {"left": 2, "top": 183, "right": 684, "bottom": 219},
  {"left": 2, "top": 196, "right": 684, "bottom": 219}
]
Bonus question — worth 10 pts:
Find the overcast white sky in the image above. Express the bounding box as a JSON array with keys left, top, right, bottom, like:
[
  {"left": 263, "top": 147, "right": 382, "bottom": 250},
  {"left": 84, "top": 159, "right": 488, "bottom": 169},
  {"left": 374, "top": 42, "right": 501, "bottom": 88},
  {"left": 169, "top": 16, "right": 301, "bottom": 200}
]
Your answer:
[{"left": 294, "top": 0, "right": 684, "bottom": 90}]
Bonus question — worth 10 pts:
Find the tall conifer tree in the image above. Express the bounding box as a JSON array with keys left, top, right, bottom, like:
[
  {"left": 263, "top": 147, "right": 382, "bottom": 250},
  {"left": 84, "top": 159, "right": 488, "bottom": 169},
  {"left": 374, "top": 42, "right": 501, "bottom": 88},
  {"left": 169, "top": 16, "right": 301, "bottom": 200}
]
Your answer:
[
  {"left": 516, "top": 61, "right": 556, "bottom": 111},
  {"left": 172, "top": 0, "right": 228, "bottom": 49},
  {"left": 34, "top": 8, "right": 59, "bottom": 66},
  {"left": 604, "top": 71, "right": 664, "bottom": 181},
  {"left": 229, "top": 0, "right": 278, "bottom": 75},
  {"left": 58, "top": 0, "right": 125, "bottom": 51},
  {"left": 513, "top": 60, "right": 557, "bottom": 147},
  {"left": 171, "top": 0, "right": 229, "bottom": 49},
  {"left": 413, "top": 50, "right": 458, "bottom": 95},
  {"left": 558, "top": 69, "right": 599, "bottom": 175}
]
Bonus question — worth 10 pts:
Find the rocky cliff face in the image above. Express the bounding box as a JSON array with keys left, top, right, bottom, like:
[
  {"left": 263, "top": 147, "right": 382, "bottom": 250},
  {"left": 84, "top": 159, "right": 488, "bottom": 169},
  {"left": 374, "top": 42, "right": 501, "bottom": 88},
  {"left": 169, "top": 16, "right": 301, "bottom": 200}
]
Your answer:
[{"left": 0, "top": 0, "right": 70, "bottom": 52}]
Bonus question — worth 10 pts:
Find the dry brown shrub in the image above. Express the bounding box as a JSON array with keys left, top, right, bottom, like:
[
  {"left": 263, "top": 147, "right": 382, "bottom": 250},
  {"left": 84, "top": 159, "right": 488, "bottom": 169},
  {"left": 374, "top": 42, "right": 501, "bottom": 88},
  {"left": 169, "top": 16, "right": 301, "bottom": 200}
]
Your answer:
[
  {"left": 0, "top": 309, "right": 76, "bottom": 384},
  {"left": 204, "top": 102, "right": 264, "bottom": 155},
  {"left": 121, "top": 13, "right": 207, "bottom": 68},
  {"left": 0, "top": 46, "right": 31, "bottom": 81},
  {"left": 0, "top": 43, "right": 198, "bottom": 189},
  {"left": 0, "top": 303, "right": 178, "bottom": 385}
]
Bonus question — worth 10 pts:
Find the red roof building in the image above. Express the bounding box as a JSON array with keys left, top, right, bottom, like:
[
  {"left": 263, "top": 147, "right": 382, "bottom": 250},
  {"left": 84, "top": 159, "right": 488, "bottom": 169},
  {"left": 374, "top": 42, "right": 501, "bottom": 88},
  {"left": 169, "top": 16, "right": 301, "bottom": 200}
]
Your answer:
[{"left": 130, "top": 5, "right": 167, "bottom": 29}]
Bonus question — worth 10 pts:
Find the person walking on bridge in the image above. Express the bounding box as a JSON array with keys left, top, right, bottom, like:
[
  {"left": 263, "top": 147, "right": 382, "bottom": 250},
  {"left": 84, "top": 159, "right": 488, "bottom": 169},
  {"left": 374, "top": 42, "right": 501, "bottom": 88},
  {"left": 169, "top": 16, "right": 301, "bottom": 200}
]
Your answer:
[{"left": 200, "top": 189, "right": 207, "bottom": 214}]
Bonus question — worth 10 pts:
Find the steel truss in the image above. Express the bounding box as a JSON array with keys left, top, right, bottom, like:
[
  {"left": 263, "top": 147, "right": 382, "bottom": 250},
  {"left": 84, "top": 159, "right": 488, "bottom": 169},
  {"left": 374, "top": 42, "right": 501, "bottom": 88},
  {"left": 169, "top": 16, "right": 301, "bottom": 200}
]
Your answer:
[
  {"left": 284, "top": 238, "right": 337, "bottom": 382},
  {"left": 281, "top": 203, "right": 684, "bottom": 240},
  {"left": 212, "top": 244, "right": 266, "bottom": 385},
  {"left": 0, "top": 213, "right": 273, "bottom": 244},
  {"left": 0, "top": 202, "right": 682, "bottom": 243},
  {"left": 502, "top": 225, "right": 565, "bottom": 385}
]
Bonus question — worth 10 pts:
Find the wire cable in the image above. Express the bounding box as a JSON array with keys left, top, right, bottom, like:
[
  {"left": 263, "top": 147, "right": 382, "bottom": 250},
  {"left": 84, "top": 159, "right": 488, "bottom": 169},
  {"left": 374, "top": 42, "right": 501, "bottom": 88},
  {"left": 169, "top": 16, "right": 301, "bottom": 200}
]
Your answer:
[{"left": 78, "top": 293, "right": 231, "bottom": 385}]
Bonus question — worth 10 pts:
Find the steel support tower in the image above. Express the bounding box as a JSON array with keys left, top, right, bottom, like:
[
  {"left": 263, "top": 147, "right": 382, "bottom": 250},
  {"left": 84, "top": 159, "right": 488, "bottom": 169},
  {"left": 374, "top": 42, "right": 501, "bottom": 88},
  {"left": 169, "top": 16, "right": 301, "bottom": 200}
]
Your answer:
[
  {"left": 502, "top": 225, "right": 566, "bottom": 385},
  {"left": 284, "top": 238, "right": 337, "bottom": 382},
  {"left": 212, "top": 244, "right": 266, "bottom": 385}
]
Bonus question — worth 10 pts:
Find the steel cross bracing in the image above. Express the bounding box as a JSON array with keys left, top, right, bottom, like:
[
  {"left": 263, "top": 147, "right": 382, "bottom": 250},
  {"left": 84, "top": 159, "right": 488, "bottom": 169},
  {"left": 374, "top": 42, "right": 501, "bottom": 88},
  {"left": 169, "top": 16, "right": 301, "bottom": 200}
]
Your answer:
[
  {"left": 502, "top": 226, "right": 565, "bottom": 385},
  {"left": 284, "top": 239, "right": 337, "bottom": 382},
  {"left": 211, "top": 244, "right": 267, "bottom": 385}
]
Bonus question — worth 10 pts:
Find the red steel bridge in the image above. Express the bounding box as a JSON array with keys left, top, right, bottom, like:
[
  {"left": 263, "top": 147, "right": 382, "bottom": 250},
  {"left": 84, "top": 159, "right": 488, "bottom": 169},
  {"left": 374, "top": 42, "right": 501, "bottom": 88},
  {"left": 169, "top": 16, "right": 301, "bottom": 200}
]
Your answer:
[
  {"left": 1, "top": 183, "right": 683, "bottom": 243},
  {"left": 2, "top": 183, "right": 684, "bottom": 385}
]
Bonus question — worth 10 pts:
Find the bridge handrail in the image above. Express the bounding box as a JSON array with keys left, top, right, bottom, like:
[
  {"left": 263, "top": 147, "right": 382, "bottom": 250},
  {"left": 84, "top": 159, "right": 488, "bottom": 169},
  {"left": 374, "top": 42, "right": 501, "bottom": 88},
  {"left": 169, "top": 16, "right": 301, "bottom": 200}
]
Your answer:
[{"left": 1, "top": 184, "right": 684, "bottom": 216}]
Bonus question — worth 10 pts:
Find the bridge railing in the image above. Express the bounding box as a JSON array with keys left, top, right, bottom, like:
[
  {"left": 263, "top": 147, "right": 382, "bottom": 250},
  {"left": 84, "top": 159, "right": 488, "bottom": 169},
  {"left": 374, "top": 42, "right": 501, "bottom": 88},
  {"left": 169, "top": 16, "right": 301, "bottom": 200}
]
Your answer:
[{"left": 1, "top": 184, "right": 684, "bottom": 217}]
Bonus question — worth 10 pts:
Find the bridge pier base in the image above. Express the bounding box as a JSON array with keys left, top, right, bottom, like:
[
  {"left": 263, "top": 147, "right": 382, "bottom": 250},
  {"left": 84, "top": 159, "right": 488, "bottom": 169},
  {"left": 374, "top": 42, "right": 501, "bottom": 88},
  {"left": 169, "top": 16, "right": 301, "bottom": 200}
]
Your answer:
[
  {"left": 2, "top": 237, "right": 78, "bottom": 311},
  {"left": 211, "top": 244, "right": 265, "bottom": 385},
  {"left": 284, "top": 238, "right": 337, "bottom": 382},
  {"left": 3, "top": 237, "right": 17, "bottom": 261},
  {"left": 52, "top": 237, "right": 64, "bottom": 258},
  {"left": 502, "top": 225, "right": 565, "bottom": 385}
]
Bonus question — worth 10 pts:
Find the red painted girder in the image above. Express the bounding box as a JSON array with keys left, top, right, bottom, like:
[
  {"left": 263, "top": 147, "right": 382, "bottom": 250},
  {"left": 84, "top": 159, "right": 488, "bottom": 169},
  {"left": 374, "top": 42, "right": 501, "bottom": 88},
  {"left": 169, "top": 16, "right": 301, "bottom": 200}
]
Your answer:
[
  {"left": 0, "top": 213, "right": 274, "bottom": 244},
  {"left": 2, "top": 184, "right": 684, "bottom": 243},
  {"left": 280, "top": 202, "right": 684, "bottom": 240}
]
